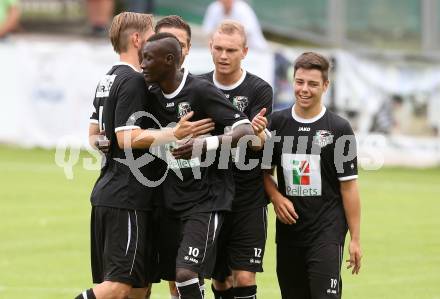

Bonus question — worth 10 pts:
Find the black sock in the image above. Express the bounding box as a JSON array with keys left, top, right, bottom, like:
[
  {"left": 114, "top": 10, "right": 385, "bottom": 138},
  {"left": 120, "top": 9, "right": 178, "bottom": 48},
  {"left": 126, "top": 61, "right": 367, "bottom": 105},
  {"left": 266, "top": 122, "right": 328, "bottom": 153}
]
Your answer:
[
  {"left": 176, "top": 278, "right": 203, "bottom": 299},
  {"left": 74, "top": 289, "right": 96, "bottom": 299},
  {"left": 211, "top": 284, "right": 234, "bottom": 299},
  {"left": 233, "top": 285, "right": 257, "bottom": 299}
]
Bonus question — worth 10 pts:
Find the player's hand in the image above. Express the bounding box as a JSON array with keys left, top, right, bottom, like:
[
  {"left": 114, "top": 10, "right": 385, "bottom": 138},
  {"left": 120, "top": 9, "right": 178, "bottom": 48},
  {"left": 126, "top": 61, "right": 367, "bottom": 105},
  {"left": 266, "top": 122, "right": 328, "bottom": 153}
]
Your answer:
[
  {"left": 173, "top": 111, "right": 215, "bottom": 139},
  {"left": 94, "top": 131, "right": 110, "bottom": 153},
  {"left": 171, "top": 138, "right": 206, "bottom": 160},
  {"left": 251, "top": 108, "right": 268, "bottom": 135},
  {"left": 271, "top": 194, "right": 299, "bottom": 225},
  {"left": 346, "top": 239, "right": 362, "bottom": 275}
]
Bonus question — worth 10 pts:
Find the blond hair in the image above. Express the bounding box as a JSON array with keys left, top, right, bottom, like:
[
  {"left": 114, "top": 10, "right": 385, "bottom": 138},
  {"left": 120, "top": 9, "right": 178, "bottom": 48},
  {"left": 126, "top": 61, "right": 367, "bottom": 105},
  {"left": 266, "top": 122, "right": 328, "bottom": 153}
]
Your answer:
[
  {"left": 214, "top": 19, "right": 247, "bottom": 47},
  {"left": 109, "top": 12, "right": 154, "bottom": 54}
]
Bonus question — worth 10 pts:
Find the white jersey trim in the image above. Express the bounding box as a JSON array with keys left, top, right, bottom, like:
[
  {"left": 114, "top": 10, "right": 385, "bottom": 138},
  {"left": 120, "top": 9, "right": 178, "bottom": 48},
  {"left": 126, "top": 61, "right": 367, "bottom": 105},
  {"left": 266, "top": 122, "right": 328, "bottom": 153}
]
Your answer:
[
  {"left": 114, "top": 125, "right": 141, "bottom": 133},
  {"left": 163, "top": 68, "right": 189, "bottom": 99},
  {"left": 231, "top": 119, "right": 251, "bottom": 130},
  {"left": 129, "top": 211, "right": 139, "bottom": 276},
  {"left": 125, "top": 212, "right": 131, "bottom": 255},
  {"left": 338, "top": 175, "right": 358, "bottom": 181},
  {"left": 89, "top": 119, "right": 99, "bottom": 124},
  {"left": 212, "top": 69, "right": 247, "bottom": 90},
  {"left": 291, "top": 105, "right": 326, "bottom": 124},
  {"left": 113, "top": 61, "right": 140, "bottom": 73},
  {"left": 264, "top": 128, "right": 272, "bottom": 138},
  {"left": 200, "top": 212, "right": 213, "bottom": 264}
]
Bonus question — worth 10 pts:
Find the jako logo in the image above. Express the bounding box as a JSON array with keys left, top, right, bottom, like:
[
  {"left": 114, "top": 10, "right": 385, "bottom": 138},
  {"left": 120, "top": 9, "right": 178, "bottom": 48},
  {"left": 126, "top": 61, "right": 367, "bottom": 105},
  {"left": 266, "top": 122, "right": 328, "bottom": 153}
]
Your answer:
[{"left": 298, "top": 127, "right": 310, "bottom": 132}]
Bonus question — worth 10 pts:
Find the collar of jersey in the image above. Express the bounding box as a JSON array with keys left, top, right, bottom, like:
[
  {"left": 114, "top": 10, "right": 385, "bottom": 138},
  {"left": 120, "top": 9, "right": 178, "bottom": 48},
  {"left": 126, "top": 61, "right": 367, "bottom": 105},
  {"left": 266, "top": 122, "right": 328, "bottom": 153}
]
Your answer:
[
  {"left": 291, "top": 105, "right": 326, "bottom": 123},
  {"left": 162, "top": 68, "right": 189, "bottom": 99},
  {"left": 113, "top": 62, "right": 140, "bottom": 73},
  {"left": 212, "top": 69, "right": 247, "bottom": 90}
]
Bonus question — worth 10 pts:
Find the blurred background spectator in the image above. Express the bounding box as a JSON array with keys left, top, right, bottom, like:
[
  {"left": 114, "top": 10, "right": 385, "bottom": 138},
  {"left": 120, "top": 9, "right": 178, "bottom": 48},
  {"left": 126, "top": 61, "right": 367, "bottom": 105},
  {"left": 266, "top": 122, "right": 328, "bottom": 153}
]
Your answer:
[
  {"left": 0, "top": 0, "right": 20, "bottom": 38},
  {"left": 123, "top": 0, "right": 154, "bottom": 13},
  {"left": 86, "top": 0, "right": 113, "bottom": 36},
  {"left": 202, "top": 0, "right": 268, "bottom": 51}
]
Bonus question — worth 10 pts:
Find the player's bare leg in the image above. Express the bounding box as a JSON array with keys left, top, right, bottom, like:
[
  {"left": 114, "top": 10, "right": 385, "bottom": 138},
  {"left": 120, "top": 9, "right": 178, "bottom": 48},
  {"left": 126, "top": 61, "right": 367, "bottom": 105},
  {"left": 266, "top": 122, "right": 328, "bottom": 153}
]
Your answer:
[
  {"left": 168, "top": 281, "right": 179, "bottom": 299},
  {"left": 143, "top": 283, "right": 152, "bottom": 299},
  {"left": 232, "top": 270, "right": 257, "bottom": 299},
  {"left": 128, "top": 287, "right": 150, "bottom": 299},
  {"left": 212, "top": 276, "right": 233, "bottom": 299},
  {"left": 85, "top": 281, "right": 131, "bottom": 299},
  {"left": 175, "top": 268, "right": 203, "bottom": 299}
]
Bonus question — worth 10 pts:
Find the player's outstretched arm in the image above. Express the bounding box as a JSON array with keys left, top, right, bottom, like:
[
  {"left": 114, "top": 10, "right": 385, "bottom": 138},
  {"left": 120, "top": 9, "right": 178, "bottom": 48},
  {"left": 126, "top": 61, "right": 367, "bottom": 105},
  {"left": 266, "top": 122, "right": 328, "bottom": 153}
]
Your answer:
[
  {"left": 263, "top": 169, "right": 298, "bottom": 224},
  {"left": 340, "top": 179, "right": 362, "bottom": 275},
  {"left": 171, "top": 122, "right": 254, "bottom": 160},
  {"left": 116, "top": 111, "right": 215, "bottom": 149},
  {"left": 88, "top": 123, "right": 101, "bottom": 149},
  {"left": 89, "top": 124, "right": 110, "bottom": 153}
]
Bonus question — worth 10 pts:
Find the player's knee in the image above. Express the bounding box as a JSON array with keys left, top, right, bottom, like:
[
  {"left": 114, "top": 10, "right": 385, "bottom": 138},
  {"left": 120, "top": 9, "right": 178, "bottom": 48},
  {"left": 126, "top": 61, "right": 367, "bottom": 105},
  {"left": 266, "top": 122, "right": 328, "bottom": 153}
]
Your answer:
[
  {"left": 233, "top": 271, "right": 256, "bottom": 287},
  {"left": 106, "top": 281, "right": 131, "bottom": 299},
  {"left": 128, "top": 287, "right": 149, "bottom": 299},
  {"left": 212, "top": 277, "right": 233, "bottom": 290},
  {"left": 168, "top": 281, "right": 178, "bottom": 296},
  {"left": 176, "top": 268, "right": 198, "bottom": 283},
  {"left": 144, "top": 284, "right": 152, "bottom": 298}
]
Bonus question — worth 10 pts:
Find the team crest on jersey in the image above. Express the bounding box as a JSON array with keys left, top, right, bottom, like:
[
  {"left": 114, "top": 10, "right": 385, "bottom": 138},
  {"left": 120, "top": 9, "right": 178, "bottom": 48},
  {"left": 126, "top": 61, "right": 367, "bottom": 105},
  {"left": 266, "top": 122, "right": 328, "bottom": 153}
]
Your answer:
[
  {"left": 96, "top": 75, "right": 116, "bottom": 98},
  {"left": 177, "top": 101, "right": 192, "bottom": 118},
  {"left": 313, "top": 130, "right": 334, "bottom": 148},
  {"left": 232, "top": 96, "right": 249, "bottom": 112}
]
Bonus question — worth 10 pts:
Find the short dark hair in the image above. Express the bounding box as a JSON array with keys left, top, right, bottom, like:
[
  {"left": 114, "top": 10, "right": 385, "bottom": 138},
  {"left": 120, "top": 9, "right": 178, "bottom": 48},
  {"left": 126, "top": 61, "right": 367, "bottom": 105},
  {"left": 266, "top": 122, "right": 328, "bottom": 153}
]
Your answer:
[
  {"left": 147, "top": 32, "right": 180, "bottom": 43},
  {"left": 146, "top": 32, "right": 182, "bottom": 66},
  {"left": 294, "top": 52, "right": 330, "bottom": 82},
  {"left": 155, "top": 15, "right": 191, "bottom": 45}
]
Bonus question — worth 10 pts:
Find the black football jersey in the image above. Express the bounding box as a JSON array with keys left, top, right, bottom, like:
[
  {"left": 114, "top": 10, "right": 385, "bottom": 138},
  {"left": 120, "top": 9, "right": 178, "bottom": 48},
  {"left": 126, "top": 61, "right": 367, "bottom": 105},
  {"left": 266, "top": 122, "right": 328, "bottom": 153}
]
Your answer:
[
  {"left": 147, "top": 69, "right": 249, "bottom": 216},
  {"left": 89, "top": 63, "right": 163, "bottom": 211},
  {"left": 199, "top": 70, "right": 273, "bottom": 212},
  {"left": 268, "top": 106, "right": 358, "bottom": 246}
]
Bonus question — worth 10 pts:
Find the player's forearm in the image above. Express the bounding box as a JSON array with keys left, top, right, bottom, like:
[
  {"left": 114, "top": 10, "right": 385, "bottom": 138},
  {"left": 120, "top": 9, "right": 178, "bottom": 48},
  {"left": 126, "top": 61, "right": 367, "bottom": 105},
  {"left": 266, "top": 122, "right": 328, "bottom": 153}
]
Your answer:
[
  {"left": 341, "top": 180, "right": 361, "bottom": 242},
  {"left": 263, "top": 171, "right": 283, "bottom": 203},
  {"left": 225, "top": 123, "right": 255, "bottom": 148},
  {"left": 88, "top": 124, "right": 101, "bottom": 149},
  {"left": 117, "top": 128, "right": 176, "bottom": 149},
  {"left": 250, "top": 130, "right": 266, "bottom": 151}
]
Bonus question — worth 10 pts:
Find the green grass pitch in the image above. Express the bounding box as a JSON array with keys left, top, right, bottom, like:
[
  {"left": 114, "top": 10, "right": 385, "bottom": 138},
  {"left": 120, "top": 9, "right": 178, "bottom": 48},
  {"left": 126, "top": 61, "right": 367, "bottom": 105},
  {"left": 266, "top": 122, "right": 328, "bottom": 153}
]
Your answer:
[{"left": 0, "top": 145, "right": 439, "bottom": 298}]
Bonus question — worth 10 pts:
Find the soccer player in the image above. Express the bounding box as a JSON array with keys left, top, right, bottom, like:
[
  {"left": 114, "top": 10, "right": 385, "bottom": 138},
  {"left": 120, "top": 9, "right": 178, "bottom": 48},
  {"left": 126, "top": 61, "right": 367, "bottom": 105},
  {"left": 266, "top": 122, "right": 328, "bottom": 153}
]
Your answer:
[
  {"left": 199, "top": 20, "right": 273, "bottom": 299},
  {"left": 140, "top": 32, "right": 256, "bottom": 299},
  {"left": 155, "top": 15, "right": 192, "bottom": 66},
  {"left": 263, "top": 52, "right": 362, "bottom": 299},
  {"left": 152, "top": 15, "right": 194, "bottom": 299},
  {"left": 79, "top": 12, "right": 213, "bottom": 299}
]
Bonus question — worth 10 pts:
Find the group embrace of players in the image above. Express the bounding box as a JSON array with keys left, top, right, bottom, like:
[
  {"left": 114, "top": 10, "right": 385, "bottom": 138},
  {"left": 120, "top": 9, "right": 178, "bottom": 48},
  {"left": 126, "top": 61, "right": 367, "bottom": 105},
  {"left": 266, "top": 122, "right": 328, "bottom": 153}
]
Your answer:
[{"left": 77, "top": 11, "right": 362, "bottom": 299}]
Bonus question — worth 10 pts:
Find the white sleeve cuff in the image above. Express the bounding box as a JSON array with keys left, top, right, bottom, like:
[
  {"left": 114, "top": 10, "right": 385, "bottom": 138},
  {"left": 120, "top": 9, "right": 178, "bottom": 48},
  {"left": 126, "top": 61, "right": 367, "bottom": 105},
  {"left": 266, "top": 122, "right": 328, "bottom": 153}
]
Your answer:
[
  {"left": 231, "top": 119, "right": 251, "bottom": 130},
  {"left": 264, "top": 128, "right": 272, "bottom": 138},
  {"left": 338, "top": 175, "right": 358, "bottom": 181},
  {"left": 114, "top": 125, "right": 141, "bottom": 132},
  {"left": 205, "top": 136, "right": 220, "bottom": 151},
  {"left": 90, "top": 119, "right": 99, "bottom": 124}
]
